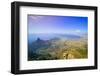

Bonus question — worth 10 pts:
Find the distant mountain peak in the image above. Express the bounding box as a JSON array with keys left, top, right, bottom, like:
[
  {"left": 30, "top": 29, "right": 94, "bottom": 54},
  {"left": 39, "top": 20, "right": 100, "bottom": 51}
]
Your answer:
[
  {"left": 36, "top": 37, "right": 44, "bottom": 43},
  {"left": 37, "top": 37, "right": 41, "bottom": 41}
]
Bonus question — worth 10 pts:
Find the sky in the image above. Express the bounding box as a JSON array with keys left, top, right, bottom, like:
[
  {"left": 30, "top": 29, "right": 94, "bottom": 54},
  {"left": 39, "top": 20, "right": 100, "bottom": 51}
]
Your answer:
[{"left": 28, "top": 15, "right": 88, "bottom": 35}]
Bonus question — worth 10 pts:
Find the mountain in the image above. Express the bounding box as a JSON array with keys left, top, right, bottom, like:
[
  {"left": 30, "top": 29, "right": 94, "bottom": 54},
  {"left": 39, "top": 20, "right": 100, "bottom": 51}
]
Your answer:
[
  {"left": 28, "top": 38, "right": 51, "bottom": 53},
  {"left": 28, "top": 34, "right": 88, "bottom": 60}
]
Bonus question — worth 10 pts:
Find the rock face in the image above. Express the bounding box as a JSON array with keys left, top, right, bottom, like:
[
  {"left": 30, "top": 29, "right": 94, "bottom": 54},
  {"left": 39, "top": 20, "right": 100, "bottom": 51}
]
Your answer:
[
  {"left": 67, "top": 54, "right": 74, "bottom": 59},
  {"left": 62, "top": 52, "right": 74, "bottom": 59}
]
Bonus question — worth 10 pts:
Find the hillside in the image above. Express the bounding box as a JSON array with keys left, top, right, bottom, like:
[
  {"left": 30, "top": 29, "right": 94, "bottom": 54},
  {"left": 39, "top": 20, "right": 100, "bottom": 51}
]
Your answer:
[{"left": 28, "top": 34, "right": 88, "bottom": 61}]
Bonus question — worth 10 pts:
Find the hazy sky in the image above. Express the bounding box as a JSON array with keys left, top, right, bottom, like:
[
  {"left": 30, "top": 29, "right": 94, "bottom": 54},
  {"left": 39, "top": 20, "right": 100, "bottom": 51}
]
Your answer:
[{"left": 28, "top": 15, "right": 88, "bottom": 35}]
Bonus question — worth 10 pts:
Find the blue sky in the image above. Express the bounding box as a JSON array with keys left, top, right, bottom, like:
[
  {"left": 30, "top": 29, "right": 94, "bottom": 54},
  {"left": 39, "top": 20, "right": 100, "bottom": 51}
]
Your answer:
[{"left": 28, "top": 15, "right": 88, "bottom": 35}]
